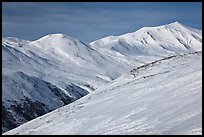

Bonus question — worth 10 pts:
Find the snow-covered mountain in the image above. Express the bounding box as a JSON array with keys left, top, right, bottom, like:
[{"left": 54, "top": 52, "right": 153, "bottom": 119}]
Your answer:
[
  {"left": 2, "top": 22, "right": 202, "bottom": 133},
  {"left": 4, "top": 51, "right": 202, "bottom": 135},
  {"left": 91, "top": 22, "right": 201, "bottom": 61}
]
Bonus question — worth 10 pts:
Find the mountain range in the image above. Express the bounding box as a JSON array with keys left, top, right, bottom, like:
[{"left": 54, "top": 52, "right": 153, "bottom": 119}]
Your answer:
[{"left": 2, "top": 22, "right": 202, "bottom": 134}]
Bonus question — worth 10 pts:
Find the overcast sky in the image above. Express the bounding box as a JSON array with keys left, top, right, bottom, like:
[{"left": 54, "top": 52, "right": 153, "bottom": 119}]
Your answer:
[{"left": 2, "top": 2, "right": 202, "bottom": 43}]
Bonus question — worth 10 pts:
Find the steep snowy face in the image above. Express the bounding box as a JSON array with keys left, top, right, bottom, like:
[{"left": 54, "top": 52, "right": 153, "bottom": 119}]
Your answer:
[
  {"left": 4, "top": 52, "right": 202, "bottom": 135},
  {"left": 91, "top": 22, "right": 202, "bottom": 57}
]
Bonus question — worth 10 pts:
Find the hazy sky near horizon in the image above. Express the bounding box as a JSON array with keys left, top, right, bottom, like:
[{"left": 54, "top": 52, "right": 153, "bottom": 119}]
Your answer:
[{"left": 2, "top": 2, "right": 202, "bottom": 42}]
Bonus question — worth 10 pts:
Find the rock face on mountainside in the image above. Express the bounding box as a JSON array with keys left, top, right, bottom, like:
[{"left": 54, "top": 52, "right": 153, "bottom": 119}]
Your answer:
[{"left": 2, "top": 22, "right": 202, "bottom": 133}]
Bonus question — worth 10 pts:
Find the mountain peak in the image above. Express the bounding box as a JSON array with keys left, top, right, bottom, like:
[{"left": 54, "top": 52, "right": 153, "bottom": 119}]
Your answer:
[
  {"left": 165, "top": 21, "right": 184, "bottom": 28},
  {"left": 37, "top": 33, "right": 72, "bottom": 41},
  {"left": 49, "top": 33, "right": 64, "bottom": 36},
  {"left": 31, "top": 33, "right": 81, "bottom": 46},
  {"left": 169, "top": 21, "right": 181, "bottom": 25}
]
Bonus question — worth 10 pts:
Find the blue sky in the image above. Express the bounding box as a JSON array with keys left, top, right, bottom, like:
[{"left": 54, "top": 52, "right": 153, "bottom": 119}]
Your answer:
[{"left": 2, "top": 2, "right": 202, "bottom": 43}]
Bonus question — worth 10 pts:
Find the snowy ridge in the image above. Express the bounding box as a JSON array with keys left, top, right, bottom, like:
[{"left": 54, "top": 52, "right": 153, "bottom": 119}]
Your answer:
[
  {"left": 2, "top": 22, "right": 202, "bottom": 133},
  {"left": 4, "top": 52, "right": 202, "bottom": 135},
  {"left": 91, "top": 22, "right": 202, "bottom": 57}
]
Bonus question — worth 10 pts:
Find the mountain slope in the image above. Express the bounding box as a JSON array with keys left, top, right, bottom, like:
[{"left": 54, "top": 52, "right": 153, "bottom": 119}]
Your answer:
[
  {"left": 2, "top": 33, "right": 141, "bottom": 132},
  {"left": 91, "top": 22, "right": 202, "bottom": 61},
  {"left": 2, "top": 70, "right": 88, "bottom": 133},
  {"left": 2, "top": 34, "right": 107, "bottom": 132},
  {"left": 4, "top": 52, "right": 202, "bottom": 135},
  {"left": 2, "top": 22, "right": 202, "bottom": 133}
]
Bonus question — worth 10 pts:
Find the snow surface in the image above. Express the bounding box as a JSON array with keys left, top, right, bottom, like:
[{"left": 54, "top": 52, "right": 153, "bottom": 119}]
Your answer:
[
  {"left": 2, "top": 22, "right": 202, "bottom": 134},
  {"left": 91, "top": 22, "right": 202, "bottom": 57},
  {"left": 3, "top": 22, "right": 202, "bottom": 96},
  {"left": 3, "top": 52, "right": 202, "bottom": 135}
]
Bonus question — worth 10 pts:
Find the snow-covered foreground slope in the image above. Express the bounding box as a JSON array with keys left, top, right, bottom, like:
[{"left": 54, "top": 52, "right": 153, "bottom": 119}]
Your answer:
[{"left": 4, "top": 52, "right": 202, "bottom": 135}]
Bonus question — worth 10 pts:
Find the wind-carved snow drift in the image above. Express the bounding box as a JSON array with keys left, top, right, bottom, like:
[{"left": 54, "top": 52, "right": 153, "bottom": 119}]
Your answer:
[{"left": 2, "top": 22, "right": 202, "bottom": 134}]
